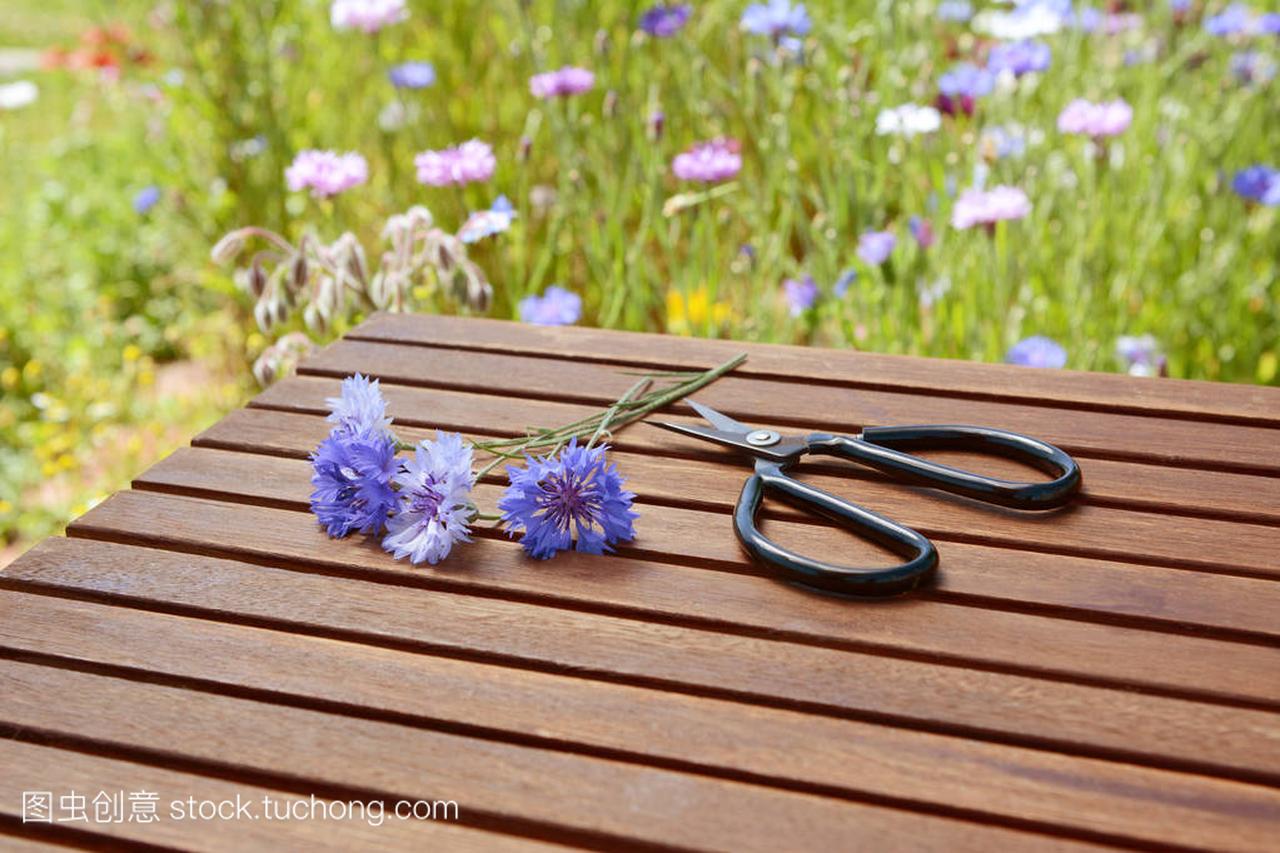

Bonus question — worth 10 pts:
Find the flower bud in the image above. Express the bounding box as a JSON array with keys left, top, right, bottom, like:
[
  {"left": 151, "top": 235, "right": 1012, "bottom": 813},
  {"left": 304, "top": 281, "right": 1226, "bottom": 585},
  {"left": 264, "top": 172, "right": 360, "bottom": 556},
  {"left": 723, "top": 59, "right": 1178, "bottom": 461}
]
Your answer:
[
  {"left": 518, "top": 135, "right": 533, "bottom": 162},
  {"left": 249, "top": 259, "right": 267, "bottom": 298},
  {"left": 210, "top": 232, "right": 245, "bottom": 265},
  {"left": 254, "top": 298, "right": 273, "bottom": 332},
  {"left": 290, "top": 253, "right": 308, "bottom": 292},
  {"left": 647, "top": 110, "right": 665, "bottom": 142}
]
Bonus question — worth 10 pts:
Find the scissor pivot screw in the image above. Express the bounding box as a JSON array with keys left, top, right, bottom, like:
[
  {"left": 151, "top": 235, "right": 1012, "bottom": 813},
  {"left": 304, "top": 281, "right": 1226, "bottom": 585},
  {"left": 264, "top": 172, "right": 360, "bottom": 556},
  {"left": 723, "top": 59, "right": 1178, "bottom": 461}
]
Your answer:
[{"left": 746, "top": 429, "right": 781, "bottom": 447}]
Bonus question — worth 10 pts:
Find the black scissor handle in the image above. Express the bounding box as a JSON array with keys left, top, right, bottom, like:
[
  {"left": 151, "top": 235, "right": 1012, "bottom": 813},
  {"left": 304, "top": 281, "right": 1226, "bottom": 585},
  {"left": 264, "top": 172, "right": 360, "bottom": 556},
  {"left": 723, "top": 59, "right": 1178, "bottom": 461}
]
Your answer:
[
  {"left": 735, "top": 463, "right": 938, "bottom": 597},
  {"left": 807, "top": 426, "right": 1081, "bottom": 510}
]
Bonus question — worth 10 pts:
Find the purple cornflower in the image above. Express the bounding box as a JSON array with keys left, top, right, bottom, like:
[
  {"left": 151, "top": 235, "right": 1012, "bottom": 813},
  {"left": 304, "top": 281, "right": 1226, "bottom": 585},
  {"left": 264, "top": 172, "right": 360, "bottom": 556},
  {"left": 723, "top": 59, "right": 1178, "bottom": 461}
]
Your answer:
[
  {"left": 414, "top": 140, "right": 496, "bottom": 187},
  {"left": 1232, "top": 166, "right": 1280, "bottom": 205},
  {"left": 909, "top": 216, "right": 936, "bottom": 248},
  {"left": 529, "top": 66, "right": 595, "bottom": 99},
  {"left": 388, "top": 61, "right": 436, "bottom": 89},
  {"left": 325, "top": 373, "right": 393, "bottom": 436},
  {"left": 1116, "top": 335, "right": 1167, "bottom": 378},
  {"left": 1204, "top": 4, "right": 1253, "bottom": 36},
  {"left": 1260, "top": 13, "right": 1280, "bottom": 34},
  {"left": 987, "top": 40, "right": 1051, "bottom": 76},
  {"left": 639, "top": 4, "right": 692, "bottom": 37},
  {"left": 740, "top": 0, "right": 812, "bottom": 40},
  {"left": 783, "top": 275, "right": 819, "bottom": 316},
  {"left": 310, "top": 428, "right": 400, "bottom": 538},
  {"left": 857, "top": 230, "right": 897, "bottom": 265},
  {"left": 936, "top": 63, "right": 995, "bottom": 115},
  {"left": 1006, "top": 336, "right": 1067, "bottom": 369},
  {"left": 833, "top": 269, "right": 858, "bottom": 297},
  {"left": 672, "top": 138, "right": 742, "bottom": 183},
  {"left": 285, "top": 150, "right": 369, "bottom": 198},
  {"left": 519, "top": 285, "right": 582, "bottom": 325},
  {"left": 132, "top": 185, "right": 160, "bottom": 215},
  {"left": 330, "top": 0, "right": 408, "bottom": 33},
  {"left": 459, "top": 195, "right": 516, "bottom": 244},
  {"left": 499, "top": 439, "right": 637, "bottom": 559},
  {"left": 382, "top": 432, "right": 475, "bottom": 565},
  {"left": 1057, "top": 98, "right": 1133, "bottom": 138},
  {"left": 937, "top": 1, "right": 974, "bottom": 23},
  {"left": 951, "top": 185, "right": 1032, "bottom": 229}
]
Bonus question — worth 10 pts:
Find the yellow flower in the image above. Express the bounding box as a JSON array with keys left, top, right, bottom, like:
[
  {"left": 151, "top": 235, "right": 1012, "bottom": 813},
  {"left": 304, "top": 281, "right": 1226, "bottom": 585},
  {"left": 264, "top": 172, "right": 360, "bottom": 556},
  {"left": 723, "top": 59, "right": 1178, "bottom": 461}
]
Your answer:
[
  {"left": 1, "top": 366, "right": 18, "bottom": 390},
  {"left": 123, "top": 344, "right": 142, "bottom": 362},
  {"left": 22, "top": 359, "right": 42, "bottom": 382},
  {"left": 0, "top": 499, "right": 11, "bottom": 515},
  {"left": 666, "top": 286, "right": 730, "bottom": 335}
]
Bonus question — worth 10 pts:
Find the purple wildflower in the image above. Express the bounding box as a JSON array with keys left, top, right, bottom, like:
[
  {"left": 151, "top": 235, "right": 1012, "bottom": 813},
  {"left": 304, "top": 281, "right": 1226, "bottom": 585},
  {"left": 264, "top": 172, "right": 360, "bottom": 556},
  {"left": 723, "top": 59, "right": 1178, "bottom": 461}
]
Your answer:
[
  {"left": 1260, "top": 13, "right": 1280, "bottom": 34},
  {"left": 133, "top": 185, "right": 161, "bottom": 215},
  {"left": 529, "top": 66, "right": 595, "bottom": 99},
  {"left": 1006, "top": 336, "right": 1067, "bottom": 369},
  {"left": 833, "top": 269, "right": 858, "bottom": 297},
  {"left": 951, "top": 185, "right": 1032, "bottom": 229},
  {"left": 937, "top": 1, "right": 974, "bottom": 23},
  {"left": 639, "top": 4, "right": 692, "bottom": 37},
  {"left": 519, "top": 285, "right": 582, "bottom": 325},
  {"left": 1231, "top": 50, "right": 1276, "bottom": 84},
  {"left": 382, "top": 432, "right": 475, "bottom": 565},
  {"left": 285, "top": 150, "right": 369, "bottom": 198},
  {"left": 647, "top": 110, "right": 666, "bottom": 141},
  {"left": 741, "top": 0, "right": 812, "bottom": 40},
  {"left": 1204, "top": 4, "right": 1253, "bottom": 36},
  {"left": 1232, "top": 166, "right": 1280, "bottom": 205},
  {"left": 909, "top": 216, "right": 936, "bottom": 248},
  {"left": 414, "top": 140, "right": 496, "bottom": 187},
  {"left": 325, "top": 373, "right": 393, "bottom": 436},
  {"left": 987, "top": 40, "right": 1051, "bottom": 76},
  {"left": 1116, "top": 335, "right": 1168, "bottom": 378},
  {"left": 330, "top": 0, "right": 408, "bottom": 33},
  {"left": 310, "top": 428, "right": 400, "bottom": 538},
  {"left": 857, "top": 230, "right": 897, "bottom": 265},
  {"left": 459, "top": 195, "right": 517, "bottom": 244},
  {"left": 672, "top": 138, "right": 742, "bottom": 183},
  {"left": 783, "top": 275, "right": 819, "bottom": 316},
  {"left": 1057, "top": 98, "right": 1133, "bottom": 138},
  {"left": 936, "top": 63, "right": 995, "bottom": 115},
  {"left": 388, "top": 61, "right": 436, "bottom": 89},
  {"left": 499, "top": 439, "right": 637, "bottom": 559}
]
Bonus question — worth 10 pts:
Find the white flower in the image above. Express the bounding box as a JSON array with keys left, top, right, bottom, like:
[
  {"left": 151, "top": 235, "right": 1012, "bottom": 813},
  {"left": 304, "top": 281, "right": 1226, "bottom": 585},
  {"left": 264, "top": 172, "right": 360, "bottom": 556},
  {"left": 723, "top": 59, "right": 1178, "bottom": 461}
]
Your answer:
[
  {"left": 876, "top": 104, "right": 942, "bottom": 137},
  {"left": 382, "top": 432, "right": 475, "bottom": 565},
  {"left": 330, "top": 0, "right": 408, "bottom": 33},
  {"left": 972, "top": 4, "right": 1064, "bottom": 39},
  {"left": 0, "top": 81, "right": 38, "bottom": 111}
]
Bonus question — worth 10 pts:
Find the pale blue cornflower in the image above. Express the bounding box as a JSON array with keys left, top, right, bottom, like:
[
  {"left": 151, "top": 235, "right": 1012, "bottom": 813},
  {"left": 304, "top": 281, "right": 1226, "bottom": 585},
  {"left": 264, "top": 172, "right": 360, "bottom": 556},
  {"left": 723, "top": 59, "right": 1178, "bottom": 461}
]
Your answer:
[
  {"left": 499, "top": 439, "right": 637, "bottom": 559},
  {"left": 1231, "top": 50, "right": 1277, "bottom": 84},
  {"left": 1006, "top": 336, "right": 1067, "bottom": 368},
  {"left": 833, "top": 269, "right": 858, "bottom": 297},
  {"left": 519, "top": 285, "right": 582, "bottom": 325},
  {"left": 937, "top": 1, "right": 973, "bottom": 23},
  {"left": 783, "top": 275, "right": 819, "bottom": 316},
  {"left": 741, "top": 0, "right": 811, "bottom": 40},
  {"left": 382, "top": 431, "right": 476, "bottom": 565},
  {"left": 133, "top": 185, "right": 161, "bottom": 215},
  {"left": 459, "top": 195, "right": 516, "bottom": 243},
  {"left": 1116, "top": 335, "right": 1167, "bottom": 377},
  {"left": 937, "top": 63, "right": 995, "bottom": 115},
  {"left": 388, "top": 61, "right": 436, "bottom": 89},
  {"left": 987, "top": 40, "right": 1051, "bottom": 77},
  {"left": 857, "top": 230, "right": 897, "bottom": 266},
  {"left": 639, "top": 4, "right": 692, "bottom": 37},
  {"left": 325, "top": 373, "right": 393, "bottom": 436},
  {"left": 1205, "top": 4, "right": 1253, "bottom": 36}
]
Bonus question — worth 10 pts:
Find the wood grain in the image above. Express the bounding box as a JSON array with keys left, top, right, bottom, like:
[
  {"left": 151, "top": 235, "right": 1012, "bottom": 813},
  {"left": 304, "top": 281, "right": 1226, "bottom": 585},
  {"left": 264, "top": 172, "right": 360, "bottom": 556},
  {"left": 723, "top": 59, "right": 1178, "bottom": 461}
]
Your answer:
[
  {"left": 24, "top": 531, "right": 1280, "bottom": 786},
  {"left": 2, "top": 586, "right": 1277, "bottom": 850}
]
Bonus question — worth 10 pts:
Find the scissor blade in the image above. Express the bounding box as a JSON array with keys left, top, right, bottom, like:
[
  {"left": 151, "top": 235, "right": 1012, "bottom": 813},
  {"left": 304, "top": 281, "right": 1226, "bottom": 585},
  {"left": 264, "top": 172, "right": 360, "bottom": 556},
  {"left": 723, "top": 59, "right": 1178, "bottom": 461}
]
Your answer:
[
  {"left": 649, "top": 420, "right": 752, "bottom": 450},
  {"left": 687, "top": 399, "right": 752, "bottom": 435}
]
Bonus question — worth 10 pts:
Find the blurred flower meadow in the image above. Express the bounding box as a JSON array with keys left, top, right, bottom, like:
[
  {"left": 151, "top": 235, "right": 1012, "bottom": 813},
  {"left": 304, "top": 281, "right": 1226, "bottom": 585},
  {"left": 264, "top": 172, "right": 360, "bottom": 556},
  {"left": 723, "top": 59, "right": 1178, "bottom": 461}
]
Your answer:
[{"left": 0, "top": 0, "right": 1278, "bottom": 556}]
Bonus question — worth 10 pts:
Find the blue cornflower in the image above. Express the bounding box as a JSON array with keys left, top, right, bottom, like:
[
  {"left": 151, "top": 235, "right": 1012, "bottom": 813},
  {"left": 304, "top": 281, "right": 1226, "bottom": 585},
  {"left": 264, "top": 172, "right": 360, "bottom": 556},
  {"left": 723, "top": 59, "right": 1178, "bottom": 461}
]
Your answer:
[
  {"left": 987, "top": 40, "right": 1051, "bottom": 77},
  {"left": 833, "top": 269, "right": 858, "bottom": 297},
  {"left": 639, "top": 4, "right": 692, "bottom": 37},
  {"left": 1232, "top": 166, "right": 1280, "bottom": 205},
  {"left": 325, "top": 373, "right": 393, "bottom": 436},
  {"left": 937, "top": 63, "right": 994, "bottom": 115},
  {"left": 1072, "top": 6, "right": 1103, "bottom": 32},
  {"left": 857, "top": 230, "right": 897, "bottom": 266},
  {"left": 1006, "top": 336, "right": 1067, "bottom": 368},
  {"left": 936, "top": 1, "right": 973, "bottom": 23},
  {"left": 783, "top": 275, "right": 819, "bottom": 316},
  {"left": 519, "top": 285, "right": 582, "bottom": 325},
  {"left": 382, "top": 431, "right": 475, "bottom": 565},
  {"left": 459, "top": 195, "right": 516, "bottom": 244},
  {"left": 1205, "top": 4, "right": 1253, "bottom": 36},
  {"left": 133, "top": 185, "right": 161, "bottom": 215},
  {"left": 310, "top": 428, "right": 400, "bottom": 537},
  {"left": 1231, "top": 50, "right": 1277, "bottom": 84},
  {"left": 499, "top": 439, "right": 637, "bottom": 559},
  {"left": 1260, "top": 13, "right": 1280, "bottom": 34},
  {"left": 388, "top": 61, "right": 436, "bottom": 89},
  {"left": 741, "top": 0, "right": 811, "bottom": 40}
]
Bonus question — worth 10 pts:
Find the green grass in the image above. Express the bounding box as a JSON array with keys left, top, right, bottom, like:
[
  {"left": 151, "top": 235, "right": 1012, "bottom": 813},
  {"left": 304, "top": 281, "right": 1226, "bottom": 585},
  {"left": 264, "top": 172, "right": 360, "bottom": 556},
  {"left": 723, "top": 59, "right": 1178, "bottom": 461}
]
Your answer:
[{"left": 1, "top": 0, "right": 1277, "bottom": 552}]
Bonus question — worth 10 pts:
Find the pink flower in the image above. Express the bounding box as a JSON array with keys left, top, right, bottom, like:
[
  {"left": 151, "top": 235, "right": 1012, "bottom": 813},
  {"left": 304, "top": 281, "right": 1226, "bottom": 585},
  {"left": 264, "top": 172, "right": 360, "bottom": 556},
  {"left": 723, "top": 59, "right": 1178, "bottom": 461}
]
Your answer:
[
  {"left": 1057, "top": 98, "right": 1133, "bottom": 138},
  {"left": 284, "top": 150, "right": 369, "bottom": 198},
  {"left": 330, "top": 0, "right": 408, "bottom": 33},
  {"left": 951, "top": 185, "right": 1031, "bottom": 229},
  {"left": 414, "top": 140, "right": 497, "bottom": 187},
  {"left": 672, "top": 138, "right": 742, "bottom": 183},
  {"left": 529, "top": 66, "right": 596, "bottom": 99}
]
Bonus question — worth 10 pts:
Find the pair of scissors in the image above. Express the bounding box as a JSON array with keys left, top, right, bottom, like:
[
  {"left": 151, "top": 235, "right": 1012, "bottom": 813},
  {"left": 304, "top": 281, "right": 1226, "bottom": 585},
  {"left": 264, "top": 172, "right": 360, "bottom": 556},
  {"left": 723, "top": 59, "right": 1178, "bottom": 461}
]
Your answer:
[{"left": 652, "top": 401, "right": 1082, "bottom": 597}]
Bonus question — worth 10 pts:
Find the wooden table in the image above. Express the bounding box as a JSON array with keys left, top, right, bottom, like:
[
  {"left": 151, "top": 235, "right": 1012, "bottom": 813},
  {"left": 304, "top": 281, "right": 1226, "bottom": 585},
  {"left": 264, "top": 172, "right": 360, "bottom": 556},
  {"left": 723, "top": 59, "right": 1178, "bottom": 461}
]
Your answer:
[{"left": 3, "top": 313, "right": 1279, "bottom": 851}]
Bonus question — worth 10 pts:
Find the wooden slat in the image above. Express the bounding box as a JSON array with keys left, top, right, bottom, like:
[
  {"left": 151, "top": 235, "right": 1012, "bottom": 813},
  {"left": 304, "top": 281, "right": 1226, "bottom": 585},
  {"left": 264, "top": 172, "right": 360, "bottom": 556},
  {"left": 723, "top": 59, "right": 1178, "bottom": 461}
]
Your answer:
[
  {"left": 29, "top": 525, "right": 1280, "bottom": 785},
  {"left": 249, "top": 375, "right": 1280, "bottom": 526},
  {"left": 138, "top": 443, "right": 1280, "bottom": 644},
  {"left": 354, "top": 313, "right": 1280, "bottom": 427},
  {"left": 2, "top": 584, "right": 1278, "bottom": 850},
  {"left": 296, "top": 339, "right": 1280, "bottom": 476},
  {"left": 0, "top": 738, "right": 549, "bottom": 852},
  {"left": 0, "top": 659, "right": 1100, "bottom": 853}
]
